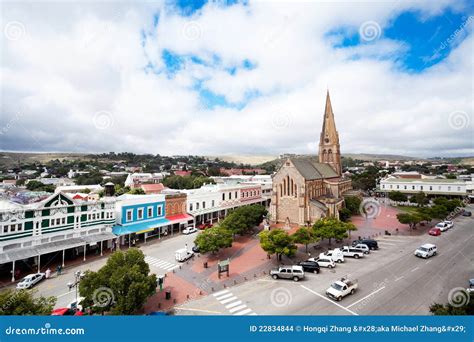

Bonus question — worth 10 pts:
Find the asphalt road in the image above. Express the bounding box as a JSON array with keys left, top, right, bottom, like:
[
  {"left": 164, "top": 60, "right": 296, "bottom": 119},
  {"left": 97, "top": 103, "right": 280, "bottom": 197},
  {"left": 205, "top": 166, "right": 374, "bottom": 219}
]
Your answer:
[{"left": 177, "top": 206, "right": 474, "bottom": 315}]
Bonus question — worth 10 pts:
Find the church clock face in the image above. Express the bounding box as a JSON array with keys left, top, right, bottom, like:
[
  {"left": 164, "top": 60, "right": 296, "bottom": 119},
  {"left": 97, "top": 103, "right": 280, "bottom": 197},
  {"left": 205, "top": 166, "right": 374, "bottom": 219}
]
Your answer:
[{"left": 324, "top": 138, "right": 330, "bottom": 143}]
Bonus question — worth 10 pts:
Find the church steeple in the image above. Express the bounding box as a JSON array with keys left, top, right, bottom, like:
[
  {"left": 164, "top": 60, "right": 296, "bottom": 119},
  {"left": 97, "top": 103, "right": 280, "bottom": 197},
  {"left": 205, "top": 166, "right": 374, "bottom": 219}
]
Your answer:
[{"left": 319, "top": 90, "right": 342, "bottom": 176}]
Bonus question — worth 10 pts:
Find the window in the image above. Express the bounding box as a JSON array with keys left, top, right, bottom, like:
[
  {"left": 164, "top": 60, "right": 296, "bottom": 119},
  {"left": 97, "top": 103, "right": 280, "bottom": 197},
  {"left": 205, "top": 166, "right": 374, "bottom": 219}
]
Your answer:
[
  {"left": 17, "top": 223, "right": 22, "bottom": 231},
  {"left": 189, "top": 203, "right": 193, "bottom": 211},
  {"left": 457, "top": 187, "right": 461, "bottom": 191},
  {"left": 404, "top": 185, "right": 407, "bottom": 189},
  {"left": 3, "top": 226, "right": 7, "bottom": 233},
  {"left": 157, "top": 206, "right": 162, "bottom": 216},
  {"left": 438, "top": 186, "right": 442, "bottom": 190},
  {"left": 382, "top": 185, "right": 385, "bottom": 189},
  {"left": 222, "top": 193, "right": 225, "bottom": 201},
  {"left": 448, "top": 186, "right": 451, "bottom": 191},
  {"left": 389, "top": 185, "right": 392, "bottom": 189},
  {"left": 126, "top": 210, "right": 133, "bottom": 222},
  {"left": 412, "top": 186, "right": 415, "bottom": 190},
  {"left": 235, "top": 191, "right": 237, "bottom": 198},
  {"left": 396, "top": 185, "right": 399, "bottom": 189},
  {"left": 212, "top": 200, "right": 215, "bottom": 207},
  {"left": 429, "top": 186, "right": 433, "bottom": 190},
  {"left": 420, "top": 186, "right": 423, "bottom": 190},
  {"left": 196, "top": 203, "right": 200, "bottom": 210},
  {"left": 56, "top": 218, "right": 61, "bottom": 225},
  {"left": 62, "top": 218, "right": 65, "bottom": 224},
  {"left": 137, "top": 208, "right": 144, "bottom": 220},
  {"left": 228, "top": 192, "right": 231, "bottom": 200},
  {"left": 202, "top": 201, "right": 206, "bottom": 209},
  {"left": 11, "top": 225, "right": 16, "bottom": 232},
  {"left": 148, "top": 207, "right": 153, "bottom": 218}
]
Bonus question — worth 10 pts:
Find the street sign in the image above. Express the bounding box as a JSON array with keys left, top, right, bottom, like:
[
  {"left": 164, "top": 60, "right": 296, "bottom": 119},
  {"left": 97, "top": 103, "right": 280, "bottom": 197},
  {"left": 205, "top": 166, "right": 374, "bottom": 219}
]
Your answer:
[{"left": 217, "top": 258, "right": 230, "bottom": 279}]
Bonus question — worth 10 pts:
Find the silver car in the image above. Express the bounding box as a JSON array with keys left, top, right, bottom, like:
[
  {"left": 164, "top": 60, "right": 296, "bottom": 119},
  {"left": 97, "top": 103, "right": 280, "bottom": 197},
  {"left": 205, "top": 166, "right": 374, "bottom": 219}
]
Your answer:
[
  {"left": 16, "top": 273, "right": 45, "bottom": 289},
  {"left": 270, "top": 265, "right": 305, "bottom": 282}
]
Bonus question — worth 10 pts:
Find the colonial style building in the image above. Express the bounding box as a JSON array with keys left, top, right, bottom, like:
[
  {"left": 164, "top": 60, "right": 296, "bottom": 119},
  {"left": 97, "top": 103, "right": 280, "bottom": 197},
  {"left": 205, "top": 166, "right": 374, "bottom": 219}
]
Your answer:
[{"left": 270, "top": 91, "right": 352, "bottom": 225}]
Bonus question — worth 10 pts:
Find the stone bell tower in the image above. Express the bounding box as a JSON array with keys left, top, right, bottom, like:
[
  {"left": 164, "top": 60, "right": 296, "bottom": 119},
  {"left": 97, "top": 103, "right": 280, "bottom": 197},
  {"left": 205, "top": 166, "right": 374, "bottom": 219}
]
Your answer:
[{"left": 318, "top": 90, "right": 342, "bottom": 176}]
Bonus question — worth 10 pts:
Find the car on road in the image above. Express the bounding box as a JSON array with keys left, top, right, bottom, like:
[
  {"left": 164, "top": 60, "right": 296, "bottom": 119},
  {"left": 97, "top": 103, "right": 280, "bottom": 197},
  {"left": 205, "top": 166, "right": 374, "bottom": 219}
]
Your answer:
[
  {"left": 341, "top": 246, "right": 365, "bottom": 259},
  {"left": 414, "top": 243, "right": 437, "bottom": 259},
  {"left": 16, "top": 273, "right": 45, "bottom": 289},
  {"left": 352, "top": 243, "right": 370, "bottom": 254},
  {"left": 326, "top": 278, "right": 358, "bottom": 301},
  {"left": 175, "top": 248, "right": 194, "bottom": 262},
  {"left": 324, "top": 249, "right": 344, "bottom": 263},
  {"left": 308, "top": 254, "right": 336, "bottom": 268},
  {"left": 352, "top": 239, "right": 378, "bottom": 250},
  {"left": 270, "top": 265, "right": 305, "bottom": 282},
  {"left": 298, "top": 260, "right": 320, "bottom": 273},
  {"left": 462, "top": 210, "right": 472, "bottom": 217},
  {"left": 443, "top": 220, "right": 454, "bottom": 229},
  {"left": 182, "top": 226, "right": 198, "bottom": 235},
  {"left": 51, "top": 308, "right": 84, "bottom": 316},
  {"left": 428, "top": 227, "right": 441, "bottom": 236},
  {"left": 197, "top": 223, "right": 213, "bottom": 230},
  {"left": 435, "top": 222, "right": 450, "bottom": 232}
]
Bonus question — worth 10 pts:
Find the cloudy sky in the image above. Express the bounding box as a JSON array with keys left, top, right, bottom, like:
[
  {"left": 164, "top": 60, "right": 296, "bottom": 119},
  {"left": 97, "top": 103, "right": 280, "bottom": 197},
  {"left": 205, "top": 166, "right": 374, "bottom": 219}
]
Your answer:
[{"left": 1, "top": 0, "right": 473, "bottom": 158}]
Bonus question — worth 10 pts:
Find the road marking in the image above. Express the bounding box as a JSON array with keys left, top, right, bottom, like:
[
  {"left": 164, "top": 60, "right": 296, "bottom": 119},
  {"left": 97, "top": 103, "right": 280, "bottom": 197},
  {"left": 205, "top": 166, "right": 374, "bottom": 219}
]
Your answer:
[
  {"left": 411, "top": 267, "right": 419, "bottom": 272},
  {"left": 225, "top": 300, "right": 242, "bottom": 309},
  {"left": 229, "top": 304, "right": 247, "bottom": 313},
  {"left": 216, "top": 293, "right": 233, "bottom": 301},
  {"left": 213, "top": 289, "right": 229, "bottom": 297},
  {"left": 56, "top": 291, "right": 73, "bottom": 299},
  {"left": 346, "top": 287, "right": 385, "bottom": 309},
  {"left": 234, "top": 308, "right": 252, "bottom": 315},
  {"left": 376, "top": 242, "right": 396, "bottom": 246},
  {"left": 394, "top": 276, "right": 404, "bottom": 282},
  {"left": 299, "top": 285, "right": 358, "bottom": 316},
  {"left": 220, "top": 296, "right": 238, "bottom": 304},
  {"left": 426, "top": 260, "right": 432, "bottom": 264},
  {"left": 176, "top": 307, "right": 223, "bottom": 314}
]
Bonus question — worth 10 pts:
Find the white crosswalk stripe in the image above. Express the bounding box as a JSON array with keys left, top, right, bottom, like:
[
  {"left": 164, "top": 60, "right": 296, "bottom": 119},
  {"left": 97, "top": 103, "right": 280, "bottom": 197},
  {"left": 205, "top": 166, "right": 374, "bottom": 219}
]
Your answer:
[
  {"left": 144, "top": 256, "right": 178, "bottom": 273},
  {"left": 213, "top": 290, "right": 256, "bottom": 316}
]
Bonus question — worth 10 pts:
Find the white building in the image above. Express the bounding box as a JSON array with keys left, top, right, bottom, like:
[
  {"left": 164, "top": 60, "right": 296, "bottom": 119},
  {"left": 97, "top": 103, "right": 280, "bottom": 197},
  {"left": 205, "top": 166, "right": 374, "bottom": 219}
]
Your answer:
[
  {"left": 124, "top": 173, "right": 165, "bottom": 188},
  {"left": 55, "top": 184, "right": 103, "bottom": 194},
  {"left": 379, "top": 177, "right": 468, "bottom": 197}
]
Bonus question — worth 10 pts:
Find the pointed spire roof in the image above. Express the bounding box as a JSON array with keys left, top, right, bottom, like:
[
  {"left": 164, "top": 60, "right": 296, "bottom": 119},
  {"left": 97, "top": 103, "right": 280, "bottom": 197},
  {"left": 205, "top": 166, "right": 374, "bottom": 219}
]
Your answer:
[{"left": 320, "top": 90, "right": 339, "bottom": 144}]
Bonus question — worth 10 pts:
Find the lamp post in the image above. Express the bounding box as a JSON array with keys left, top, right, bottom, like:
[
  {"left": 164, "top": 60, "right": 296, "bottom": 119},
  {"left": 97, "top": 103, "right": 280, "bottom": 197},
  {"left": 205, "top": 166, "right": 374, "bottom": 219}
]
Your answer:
[{"left": 67, "top": 271, "right": 84, "bottom": 305}]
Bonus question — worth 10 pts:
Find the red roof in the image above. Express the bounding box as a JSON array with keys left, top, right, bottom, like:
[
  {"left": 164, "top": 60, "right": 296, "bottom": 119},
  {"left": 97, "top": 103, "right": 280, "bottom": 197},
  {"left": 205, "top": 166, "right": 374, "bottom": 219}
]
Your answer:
[
  {"left": 140, "top": 183, "right": 165, "bottom": 194},
  {"left": 174, "top": 170, "right": 192, "bottom": 177}
]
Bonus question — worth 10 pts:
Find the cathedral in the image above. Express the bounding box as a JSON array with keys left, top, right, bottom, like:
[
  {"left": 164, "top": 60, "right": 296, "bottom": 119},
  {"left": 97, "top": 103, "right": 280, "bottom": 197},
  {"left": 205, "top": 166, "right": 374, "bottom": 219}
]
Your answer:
[{"left": 270, "top": 91, "right": 353, "bottom": 226}]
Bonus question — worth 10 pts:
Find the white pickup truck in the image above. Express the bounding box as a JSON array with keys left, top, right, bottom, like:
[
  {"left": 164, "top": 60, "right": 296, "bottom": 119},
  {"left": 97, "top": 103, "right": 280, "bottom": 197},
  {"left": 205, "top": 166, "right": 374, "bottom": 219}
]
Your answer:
[
  {"left": 326, "top": 278, "right": 358, "bottom": 301},
  {"left": 324, "top": 249, "right": 344, "bottom": 263},
  {"left": 341, "top": 246, "right": 364, "bottom": 259}
]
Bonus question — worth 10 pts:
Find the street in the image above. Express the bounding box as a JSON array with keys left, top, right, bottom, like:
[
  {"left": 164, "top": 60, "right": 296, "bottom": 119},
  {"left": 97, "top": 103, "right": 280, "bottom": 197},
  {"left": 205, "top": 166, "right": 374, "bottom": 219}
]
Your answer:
[{"left": 177, "top": 207, "right": 474, "bottom": 315}]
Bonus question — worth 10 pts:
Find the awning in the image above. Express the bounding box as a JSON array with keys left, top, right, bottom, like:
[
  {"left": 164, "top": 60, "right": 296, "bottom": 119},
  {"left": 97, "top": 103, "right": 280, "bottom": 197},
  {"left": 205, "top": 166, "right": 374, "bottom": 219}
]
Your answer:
[
  {"left": 0, "top": 233, "right": 116, "bottom": 264},
  {"left": 136, "top": 228, "right": 155, "bottom": 234},
  {"left": 112, "top": 217, "right": 170, "bottom": 236},
  {"left": 166, "top": 214, "right": 193, "bottom": 225}
]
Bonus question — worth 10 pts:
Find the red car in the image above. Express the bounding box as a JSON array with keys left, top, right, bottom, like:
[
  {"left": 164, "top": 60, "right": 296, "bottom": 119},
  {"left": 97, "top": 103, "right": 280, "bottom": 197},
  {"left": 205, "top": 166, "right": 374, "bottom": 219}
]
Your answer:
[
  {"left": 51, "top": 308, "right": 84, "bottom": 316},
  {"left": 197, "top": 223, "right": 213, "bottom": 230},
  {"left": 428, "top": 227, "right": 441, "bottom": 236}
]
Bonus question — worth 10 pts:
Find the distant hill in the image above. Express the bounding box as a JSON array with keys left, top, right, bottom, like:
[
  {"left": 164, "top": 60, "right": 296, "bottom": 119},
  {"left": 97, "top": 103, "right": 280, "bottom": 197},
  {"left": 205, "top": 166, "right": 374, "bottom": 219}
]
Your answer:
[
  {"left": 0, "top": 152, "right": 90, "bottom": 169},
  {"left": 342, "top": 153, "right": 420, "bottom": 161}
]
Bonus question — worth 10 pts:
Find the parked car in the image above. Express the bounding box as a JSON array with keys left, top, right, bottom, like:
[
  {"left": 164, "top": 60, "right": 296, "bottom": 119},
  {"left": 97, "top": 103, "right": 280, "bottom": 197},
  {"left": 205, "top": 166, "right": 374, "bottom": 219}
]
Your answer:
[
  {"left": 298, "top": 260, "right": 320, "bottom": 273},
  {"left": 182, "top": 226, "right": 197, "bottom": 235},
  {"left": 414, "top": 243, "right": 437, "bottom": 259},
  {"left": 428, "top": 227, "right": 441, "bottom": 236},
  {"left": 175, "top": 248, "right": 194, "bottom": 262},
  {"left": 341, "top": 246, "right": 364, "bottom": 259},
  {"left": 443, "top": 220, "right": 454, "bottom": 229},
  {"left": 462, "top": 210, "right": 472, "bottom": 217},
  {"left": 270, "top": 265, "right": 305, "bottom": 282},
  {"left": 324, "top": 249, "right": 345, "bottom": 263},
  {"left": 192, "top": 245, "right": 200, "bottom": 253},
  {"left": 51, "top": 308, "right": 83, "bottom": 316},
  {"left": 308, "top": 254, "right": 336, "bottom": 268},
  {"left": 435, "top": 222, "right": 450, "bottom": 232},
  {"left": 197, "top": 223, "right": 213, "bottom": 230},
  {"left": 352, "top": 239, "right": 378, "bottom": 250},
  {"left": 326, "top": 278, "right": 358, "bottom": 301},
  {"left": 16, "top": 273, "right": 45, "bottom": 289},
  {"left": 467, "top": 279, "right": 474, "bottom": 293},
  {"left": 352, "top": 243, "right": 370, "bottom": 254}
]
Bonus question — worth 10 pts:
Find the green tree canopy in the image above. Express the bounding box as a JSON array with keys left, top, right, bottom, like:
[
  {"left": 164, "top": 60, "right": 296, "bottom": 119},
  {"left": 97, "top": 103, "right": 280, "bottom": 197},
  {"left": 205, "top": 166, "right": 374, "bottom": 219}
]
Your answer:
[
  {"left": 292, "top": 227, "right": 319, "bottom": 252},
  {"left": 79, "top": 248, "right": 157, "bottom": 315},
  {"left": 344, "top": 196, "right": 362, "bottom": 214},
  {"left": 259, "top": 229, "right": 297, "bottom": 260},
  {"left": 312, "top": 218, "right": 355, "bottom": 245},
  {"left": 396, "top": 213, "right": 421, "bottom": 229},
  {"left": 0, "top": 289, "right": 56, "bottom": 315},
  {"left": 389, "top": 191, "right": 408, "bottom": 202},
  {"left": 194, "top": 226, "right": 233, "bottom": 254},
  {"left": 219, "top": 205, "right": 267, "bottom": 235}
]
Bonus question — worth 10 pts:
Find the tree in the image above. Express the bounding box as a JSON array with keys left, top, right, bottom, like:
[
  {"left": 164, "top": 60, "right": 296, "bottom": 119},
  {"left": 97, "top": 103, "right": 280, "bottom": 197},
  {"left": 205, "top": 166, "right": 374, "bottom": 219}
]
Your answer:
[
  {"left": 16, "top": 179, "right": 26, "bottom": 186},
  {"left": 312, "top": 218, "right": 355, "bottom": 245},
  {"left": 128, "top": 187, "right": 145, "bottom": 195},
  {"left": 388, "top": 191, "right": 407, "bottom": 202},
  {"left": 259, "top": 229, "right": 297, "bottom": 260},
  {"left": 430, "top": 295, "right": 474, "bottom": 315},
  {"left": 219, "top": 205, "right": 267, "bottom": 235},
  {"left": 396, "top": 213, "right": 421, "bottom": 229},
  {"left": 292, "top": 227, "right": 319, "bottom": 252},
  {"left": 339, "top": 208, "right": 352, "bottom": 222},
  {"left": 194, "top": 226, "right": 233, "bottom": 254},
  {"left": 0, "top": 289, "right": 56, "bottom": 315},
  {"left": 430, "top": 205, "right": 448, "bottom": 219},
  {"left": 344, "top": 196, "right": 362, "bottom": 214},
  {"left": 79, "top": 248, "right": 157, "bottom": 315},
  {"left": 413, "top": 191, "right": 428, "bottom": 207}
]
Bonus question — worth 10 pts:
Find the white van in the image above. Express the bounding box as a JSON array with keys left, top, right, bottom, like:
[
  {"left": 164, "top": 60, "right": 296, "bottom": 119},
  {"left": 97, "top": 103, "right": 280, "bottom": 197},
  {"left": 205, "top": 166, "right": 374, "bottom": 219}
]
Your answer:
[
  {"left": 414, "top": 243, "right": 437, "bottom": 259},
  {"left": 175, "top": 248, "right": 194, "bottom": 262}
]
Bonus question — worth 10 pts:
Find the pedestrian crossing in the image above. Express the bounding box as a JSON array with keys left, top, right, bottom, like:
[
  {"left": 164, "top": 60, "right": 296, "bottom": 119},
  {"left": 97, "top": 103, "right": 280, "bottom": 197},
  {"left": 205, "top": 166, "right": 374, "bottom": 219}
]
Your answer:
[
  {"left": 213, "top": 289, "right": 257, "bottom": 316},
  {"left": 144, "top": 255, "right": 179, "bottom": 272}
]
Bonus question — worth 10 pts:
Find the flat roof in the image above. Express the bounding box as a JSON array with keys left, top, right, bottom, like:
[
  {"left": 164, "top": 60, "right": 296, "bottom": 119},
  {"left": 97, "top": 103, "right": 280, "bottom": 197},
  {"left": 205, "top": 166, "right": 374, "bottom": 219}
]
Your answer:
[{"left": 382, "top": 178, "right": 464, "bottom": 184}]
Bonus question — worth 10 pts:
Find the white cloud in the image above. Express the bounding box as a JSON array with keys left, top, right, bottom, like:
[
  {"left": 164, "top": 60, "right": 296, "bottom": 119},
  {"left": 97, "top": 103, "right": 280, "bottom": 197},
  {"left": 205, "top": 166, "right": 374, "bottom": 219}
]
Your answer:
[{"left": 0, "top": 0, "right": 472, "bottom": 158}]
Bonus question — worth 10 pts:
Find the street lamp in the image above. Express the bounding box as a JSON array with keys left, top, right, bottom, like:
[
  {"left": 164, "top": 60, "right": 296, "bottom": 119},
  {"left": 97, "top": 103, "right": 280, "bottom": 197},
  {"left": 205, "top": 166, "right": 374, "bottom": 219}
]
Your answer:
[{"left": 67, "top": 271, "right": 85, "bottom": 305}]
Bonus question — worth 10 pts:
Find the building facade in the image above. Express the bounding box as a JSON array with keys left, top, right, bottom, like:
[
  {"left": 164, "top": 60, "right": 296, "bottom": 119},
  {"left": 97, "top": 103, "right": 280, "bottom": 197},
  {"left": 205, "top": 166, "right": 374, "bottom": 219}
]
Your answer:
[
  {"left": 270, "top": 91, "right": 352, "bottom": 226},
  {"left": 379, "top": 177, "right": 468, "bottom": 197}
]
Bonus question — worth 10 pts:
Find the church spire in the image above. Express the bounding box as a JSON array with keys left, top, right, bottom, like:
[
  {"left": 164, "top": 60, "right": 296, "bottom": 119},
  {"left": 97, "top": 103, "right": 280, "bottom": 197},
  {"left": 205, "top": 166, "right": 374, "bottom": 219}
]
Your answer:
[{"left": 319, "top": 90, "right": 342, "bottom": 176}]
